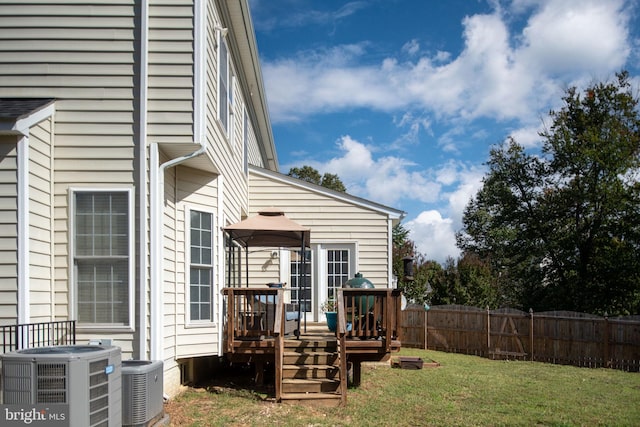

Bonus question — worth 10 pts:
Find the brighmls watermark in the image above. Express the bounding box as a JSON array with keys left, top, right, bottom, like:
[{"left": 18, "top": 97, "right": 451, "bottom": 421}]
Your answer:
[{"left": 1, "top": 405, "right": 68, "bottom": 426}]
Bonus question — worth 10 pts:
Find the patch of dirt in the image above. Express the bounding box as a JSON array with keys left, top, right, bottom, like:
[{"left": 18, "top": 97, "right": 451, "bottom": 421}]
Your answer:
[{"left": 163, "top": 361, "right": 277, "bottom": 425}]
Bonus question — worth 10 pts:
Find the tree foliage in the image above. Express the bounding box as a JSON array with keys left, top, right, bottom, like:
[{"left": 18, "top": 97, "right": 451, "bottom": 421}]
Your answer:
[
  {"left": 458, "top": 72, "right": 640, "bottom": 315},
  {"left": 392, "top": 223, "right": 497, "bottom": 308},
  {"left": 288, "top": 166, "right": 346, "bottom": 192}
]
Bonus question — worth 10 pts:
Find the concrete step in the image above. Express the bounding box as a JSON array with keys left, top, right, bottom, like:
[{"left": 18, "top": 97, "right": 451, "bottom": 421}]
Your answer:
[
  {"left": 282, "top": 364, "right": 340, "bottom": 379},
  {"left": 282, "top": 378, "right": 340, "bottom": 393}
]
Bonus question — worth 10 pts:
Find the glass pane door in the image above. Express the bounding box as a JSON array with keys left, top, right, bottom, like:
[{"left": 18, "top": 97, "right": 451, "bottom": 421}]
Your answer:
[{"left": 290, "top": 249, "right": 312, "bottom": 313}]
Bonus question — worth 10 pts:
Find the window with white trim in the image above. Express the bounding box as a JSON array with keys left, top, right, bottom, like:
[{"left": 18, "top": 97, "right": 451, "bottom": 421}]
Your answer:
[
  {"left": 327, "top": 249, "right": 349, "bottom": 302},
  {"left": 74, "top": 190, "right": 132, "bottom": 326},
  {"left": 218, "top": 36, "right": 231, "bottom": 135},
  {"left": 189, "top": 209, "right": 214, "bottom": 322},
  {"left": 243, "top": 108, "right": 249, "bottom": 175}
]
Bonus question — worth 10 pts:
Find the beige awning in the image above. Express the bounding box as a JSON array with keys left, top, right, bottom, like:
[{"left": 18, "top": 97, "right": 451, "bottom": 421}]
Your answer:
[{"left": 224, "top": 208, "right": 310, "bottom": 248}]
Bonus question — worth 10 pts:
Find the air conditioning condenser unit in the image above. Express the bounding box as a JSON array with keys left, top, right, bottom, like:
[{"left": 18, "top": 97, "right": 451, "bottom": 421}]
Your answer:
[
  {"left": 1, "top": 345, "right": 121, "bottom": 427},
  {"left": 121, "top": 360, "right": 164, "bottom": 427}
]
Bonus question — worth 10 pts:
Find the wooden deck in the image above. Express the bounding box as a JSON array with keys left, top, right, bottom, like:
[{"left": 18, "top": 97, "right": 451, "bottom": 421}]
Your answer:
[{"left": 223, "top": 288, "right": 402, "bottom": 405}]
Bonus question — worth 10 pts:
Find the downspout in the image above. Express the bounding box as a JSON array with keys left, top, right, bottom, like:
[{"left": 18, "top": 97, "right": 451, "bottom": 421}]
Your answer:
[
  {"left": 217, "top": 176, "right": 225, "bottom": 356},
  {"left": 17, "top": 135, "right": 29, "bottom": 324},
  {"left": 138, "top": 0, "right": 149, "bottom": 360},
  {"left": 150, "top": 142, "right": 206, "bottom": 362}
]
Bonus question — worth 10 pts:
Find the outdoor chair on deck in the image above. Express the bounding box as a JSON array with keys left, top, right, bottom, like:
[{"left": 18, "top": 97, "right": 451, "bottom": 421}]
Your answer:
[{"left": 252, "top": 294, "right": 300, "bottom": 336}]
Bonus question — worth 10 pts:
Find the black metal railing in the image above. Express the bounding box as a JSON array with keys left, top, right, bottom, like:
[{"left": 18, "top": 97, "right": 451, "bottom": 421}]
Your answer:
[{"left": 0, "top": 320, "right": 76, "bottom": 354}]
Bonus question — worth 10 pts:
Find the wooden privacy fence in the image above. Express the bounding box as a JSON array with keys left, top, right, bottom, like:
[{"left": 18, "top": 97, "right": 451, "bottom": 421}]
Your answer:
[{"left": 400, "top": 304, "right": 640, "bottom": 372}]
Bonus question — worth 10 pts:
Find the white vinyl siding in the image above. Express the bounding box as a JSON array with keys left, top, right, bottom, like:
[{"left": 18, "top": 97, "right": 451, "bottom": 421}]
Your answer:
[
  {"left": 0, "top": 3, "right": 138, "bottom": 330},
  {"left": 205, "top": 4, "right": 248, "bottom": 218},
  {"left": 0, "top": 138, "right": 18, "bottom": 322},
  {"left": 72, "top": 189, "right": 134, "bottom": 328},
  {"left": 147, "top": 1, "right": 194, "bottom": 144},
  {"left": 28, "top": 119, "right": 54, "bottom": 322},
  {"left": 171, "top": 166, "right": 219, "bottom": 359},
  {"left": 248, "top": 169, "right": 394, "bottom": 288}
]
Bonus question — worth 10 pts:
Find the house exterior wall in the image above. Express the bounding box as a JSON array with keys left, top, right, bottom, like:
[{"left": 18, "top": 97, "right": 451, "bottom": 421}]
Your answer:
[
  {"left": 0, "top": 136, "right": 18, "bottom": 322},
  {"left": 0, "top": 0, "right": 273, "bottom": 397},
  {"left": 172, "top": 166, "right": 220, "bottom": 358},
  {"left": 0, "top": 1, "right": 138, "bottom": 350},
  {"left": 246, "top": 167, "right": 404, "bottom": 320},
  {"left": 148, "top": 0, "right": 194, "bottom": 145},
  {"left": 28, "top": 118, "right": 54, "bottom": 322},
  {"left": 0, "top": 0, "right": 401, "bottom": 400}
]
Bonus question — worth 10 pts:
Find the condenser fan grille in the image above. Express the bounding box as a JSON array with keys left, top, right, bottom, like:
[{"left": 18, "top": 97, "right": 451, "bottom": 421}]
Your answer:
[
  {"left": 37, "top": 363, "right": 67, "bottom": 403},
  {"left": 88, "top": 359, "right": 110, "bottom": 426}
]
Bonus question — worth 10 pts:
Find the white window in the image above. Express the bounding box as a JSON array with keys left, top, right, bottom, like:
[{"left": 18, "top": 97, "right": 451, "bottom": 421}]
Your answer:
[
  {"left": 73, "top": 190, "right": 133, "bottom": 327},
  {"left": 188, "top": 209, "right": 214, "bottom": 322},
  {"left": 327, "top": 249, "right": 350, "bottom": 302},
  {"left": 243, "top": 108, "right": 249, "bottom": 175},
  {"left": 218, "top": 36, "right": 231, "bottom": 135}
]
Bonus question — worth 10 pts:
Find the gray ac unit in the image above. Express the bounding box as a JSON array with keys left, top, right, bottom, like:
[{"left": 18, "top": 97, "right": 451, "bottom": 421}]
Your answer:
[
  {"left": 1, "top": 345, "right": 121, "bottom": 427},
  {"left": 121, "top": 360, "right": 164, "bottom": 427}
]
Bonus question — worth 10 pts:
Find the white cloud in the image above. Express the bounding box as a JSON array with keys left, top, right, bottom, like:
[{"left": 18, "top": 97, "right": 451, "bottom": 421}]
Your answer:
[
  {"left": 320, "top": 136, "right": 441, "bottom": 206},
  {"left": 405, "top": 211, "right": 460, "bottom": 263},
  {"left": 261, "top": 0, "right": 637, "bottom": 264},
  {"left": 404, "top": 163, "right": 484, "bottom": 264},
  {"left": 402, "top": 39, "right": 420, "bottom": 56},
  {"left": 288, "top": 137, "right": 486, "bottom": 263},
  {"left": 508, "top": 125, "right": 544, "bottom": 149},
  {"left": 517, "top": 0, "right": 631, "bottom": 76},
  {"left": 262, "top": 0, "right": 633, "bottom": 127}
]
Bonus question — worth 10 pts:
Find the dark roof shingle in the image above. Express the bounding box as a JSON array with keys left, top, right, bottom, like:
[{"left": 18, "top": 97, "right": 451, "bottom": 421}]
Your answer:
[{"left": 0, "top": 98, "right": 55, "bottom": 121}]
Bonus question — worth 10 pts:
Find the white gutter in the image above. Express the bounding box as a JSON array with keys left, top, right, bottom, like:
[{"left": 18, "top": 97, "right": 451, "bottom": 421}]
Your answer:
[
  {"left": 150, "top": 142, "right": 206, "bottom": 361},
  {"left": 138, "top": 0, "right": 149, "bottom": 360}
]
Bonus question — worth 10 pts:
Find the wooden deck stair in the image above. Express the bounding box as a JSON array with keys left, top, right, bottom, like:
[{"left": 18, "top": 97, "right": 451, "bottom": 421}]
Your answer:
[{"left": 279, "top": 334, "right": 344, "bottom": 406}]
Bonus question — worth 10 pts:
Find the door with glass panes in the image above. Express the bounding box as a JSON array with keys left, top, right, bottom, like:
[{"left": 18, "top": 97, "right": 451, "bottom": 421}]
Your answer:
[{"left": 289, "top": 244, "right": 357, "bottom": 322}]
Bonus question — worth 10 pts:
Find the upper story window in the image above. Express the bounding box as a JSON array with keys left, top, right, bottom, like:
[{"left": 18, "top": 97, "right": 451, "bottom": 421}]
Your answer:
[
  {"left": 243, "top": 108, "right": 249, "bottom": 174},
  {"left": 218, "top": 36, "right": 232, "bottom": 135},
  {"left": 73, "top": 190, "right": 133, "bottom": 327}
]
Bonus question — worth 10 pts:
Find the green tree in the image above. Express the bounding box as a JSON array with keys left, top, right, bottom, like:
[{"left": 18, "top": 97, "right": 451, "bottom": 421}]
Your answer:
[
  {"left": 392, "top": 223, "right": 436, "bottom": 304},
  {"left": 458, "top": 72, "right": 640, "bottom": 315},
  {"left": 288, "top": 166, "right": 346, "bottom": 192}
]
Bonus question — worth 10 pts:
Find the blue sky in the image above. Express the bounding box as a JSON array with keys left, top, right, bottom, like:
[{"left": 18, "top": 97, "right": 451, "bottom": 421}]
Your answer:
[{"left": 248, "top": 0, "right": 640, "bottom": 263}]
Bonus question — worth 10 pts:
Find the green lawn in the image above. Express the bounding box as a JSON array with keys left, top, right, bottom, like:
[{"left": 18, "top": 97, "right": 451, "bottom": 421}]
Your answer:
[{"left": 166, "top": 348, "right": 640, "bottom": 426}]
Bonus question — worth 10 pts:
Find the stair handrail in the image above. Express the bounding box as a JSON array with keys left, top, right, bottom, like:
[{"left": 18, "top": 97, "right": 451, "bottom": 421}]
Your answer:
[
  {"left": 274, "top": 288, "right": 284, "bottom": 402},
  {"left": 337, "top": 290, "right": 348, "bottom": 405}
]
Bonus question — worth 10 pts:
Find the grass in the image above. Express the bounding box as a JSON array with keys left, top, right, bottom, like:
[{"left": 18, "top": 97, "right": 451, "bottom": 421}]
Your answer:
[{"left": 165, "top": 348, "right": 640, "bottom": 426}]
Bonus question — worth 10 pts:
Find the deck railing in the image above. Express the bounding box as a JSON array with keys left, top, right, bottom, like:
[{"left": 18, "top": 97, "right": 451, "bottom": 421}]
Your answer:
[
  {"left": 222, "top": 288, "right": 289, "bottom": 350},
  {"left": 339, "top": 288, "right": 403, "bottom": 351},
  {"left": 0, "top": 320, "right": 76, "bottom": 354}
]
